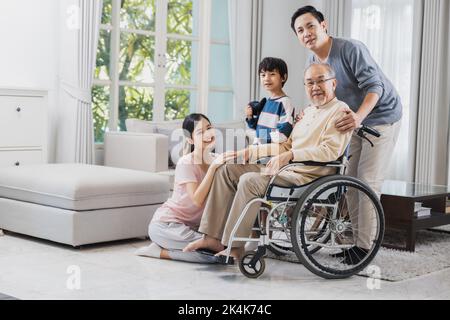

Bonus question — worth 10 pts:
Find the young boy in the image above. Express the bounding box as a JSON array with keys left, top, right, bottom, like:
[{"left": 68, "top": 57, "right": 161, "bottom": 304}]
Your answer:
[{"left": 245, "top": 57, "right": 295, "bottom": 144}]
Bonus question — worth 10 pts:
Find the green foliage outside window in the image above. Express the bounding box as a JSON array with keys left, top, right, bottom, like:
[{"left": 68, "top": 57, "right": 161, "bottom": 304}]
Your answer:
[
  {"left": 165, "top": 89, "right": 191, "bottom": 120},
  {"left": 92, "top": 86, "right": 110, "bottom": 142},
  {"left": 93, "top": 0, "right": 194, "bottom": 142}
]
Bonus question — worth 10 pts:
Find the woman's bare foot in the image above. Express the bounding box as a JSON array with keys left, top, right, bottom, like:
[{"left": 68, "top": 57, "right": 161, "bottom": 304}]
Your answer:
[
  {"left": 215, "top": 247, "right": 245, "bottom": 260},
  {"left": 183, "top": 235, "right": 224, "bottom": 253},
  {"left": 160, "top": 249, "right": 171, "bottom": 260}
]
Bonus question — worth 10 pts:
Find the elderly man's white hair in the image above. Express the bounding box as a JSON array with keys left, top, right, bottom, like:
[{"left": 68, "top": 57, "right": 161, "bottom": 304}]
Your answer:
[{"left": 304, "top": 63, "right": 336, "bottom": 78}]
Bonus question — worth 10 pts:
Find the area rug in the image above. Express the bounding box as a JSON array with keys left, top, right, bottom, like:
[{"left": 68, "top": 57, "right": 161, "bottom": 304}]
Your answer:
[{"left": 267, "top": 227, "right": 450, "bottom": 282}]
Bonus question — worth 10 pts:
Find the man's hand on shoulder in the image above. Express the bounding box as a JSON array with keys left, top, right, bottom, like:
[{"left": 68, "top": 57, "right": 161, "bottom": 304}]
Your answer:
[{"left": 335, "top": 109, "right": 363, "bottom": 133}]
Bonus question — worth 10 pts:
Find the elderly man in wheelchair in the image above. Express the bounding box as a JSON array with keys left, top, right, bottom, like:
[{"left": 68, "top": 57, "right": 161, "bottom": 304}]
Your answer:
[{"left": 184, "top": 63, "right": 384, "bottom": 279}]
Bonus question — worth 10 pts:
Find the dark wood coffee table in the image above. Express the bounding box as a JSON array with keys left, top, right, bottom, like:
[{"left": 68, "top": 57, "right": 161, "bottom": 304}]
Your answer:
[{"left": 380, "top": 180, "right": 450, "bottom": 252}]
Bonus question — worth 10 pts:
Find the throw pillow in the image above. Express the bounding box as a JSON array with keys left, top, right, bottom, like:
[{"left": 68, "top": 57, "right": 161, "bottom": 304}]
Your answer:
[
  {"left": 125, "top": 118, "right": 156, "bottom": 133},
  {"left": 156, "top": 126, "right": 185, "bottom": 168}
]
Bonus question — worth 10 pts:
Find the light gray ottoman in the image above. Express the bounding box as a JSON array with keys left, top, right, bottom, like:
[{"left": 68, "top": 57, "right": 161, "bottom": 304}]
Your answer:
[{"left": 0, "top": 164, "right": 170, "bottom": 246}]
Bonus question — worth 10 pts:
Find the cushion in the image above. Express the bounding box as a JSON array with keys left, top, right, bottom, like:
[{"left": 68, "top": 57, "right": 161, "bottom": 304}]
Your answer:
[
  {"left": 125, "top": 118, "right": 157, "bottom": 133},
  {"left": 0, "top": 164, "right": 170, "bottom": 211},
  {"left": 155, "top": 120, "right": 183, "bottom": 132},
  {"left": 126, "top": 119, "right": 182, "bottom": 168},
  {"left": 158, "top": 170, "right": 176, "bottom": 191},
  {"left": 155, "top": 125, "right": 184, "bottom": 168}
]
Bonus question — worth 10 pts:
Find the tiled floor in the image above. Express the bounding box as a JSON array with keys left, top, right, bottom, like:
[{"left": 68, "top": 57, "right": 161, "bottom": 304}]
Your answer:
[{"left": 1, "top": 232, "right": 449, "bottom": 300}]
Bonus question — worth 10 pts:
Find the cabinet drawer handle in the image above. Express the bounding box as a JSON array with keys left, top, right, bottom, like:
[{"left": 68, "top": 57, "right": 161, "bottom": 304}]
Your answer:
[
  {"left": 14, "top": 161, "right": 20, "bottom": 166},
  {"left": 16, "top": 107, "right": 21, "bottom": 112}
]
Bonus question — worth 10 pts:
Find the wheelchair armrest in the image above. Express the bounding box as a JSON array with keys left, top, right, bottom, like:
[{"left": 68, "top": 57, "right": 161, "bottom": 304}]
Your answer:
[
  {"left": 256, "top": 157, "right": 272, "bottom": 165},
  {"left": 264, "top": 158, "right": 345, "bottom": 187},
  {"left": 289, "top": 160, "right": 343, "bottom": 167},
  {"left": 256, "top": 158, "right": 343, "bottom": 167}
]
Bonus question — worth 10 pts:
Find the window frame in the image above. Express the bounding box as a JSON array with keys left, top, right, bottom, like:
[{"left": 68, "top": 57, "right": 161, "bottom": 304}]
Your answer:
[{"left": 93, "top": 0, "right": 233, "bottom": 142}]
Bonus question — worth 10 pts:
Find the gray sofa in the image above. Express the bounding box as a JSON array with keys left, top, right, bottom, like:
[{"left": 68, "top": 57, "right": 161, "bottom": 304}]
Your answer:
[{"left": 0, "top": 164, "right": 170, "bottom": 246}]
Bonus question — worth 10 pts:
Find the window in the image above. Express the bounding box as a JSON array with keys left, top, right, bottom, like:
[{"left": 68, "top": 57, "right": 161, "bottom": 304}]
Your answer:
[
  {"left": 350, "top": 0, "right": 415, "bottom": 181},
  {"left": 93, "top": 0, "right": 233, "bottom": 142},
  {"left": 208, "top": 0, "right": 233, "bottom": 123}
]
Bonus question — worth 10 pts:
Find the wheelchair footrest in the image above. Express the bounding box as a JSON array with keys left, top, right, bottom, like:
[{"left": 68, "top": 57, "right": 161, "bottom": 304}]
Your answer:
[
  {"left": 196, "top": 249, "right": 235, "bottom": 265},
  {"left": 216, "top": 255, "right": 235, "bottom": 265}
]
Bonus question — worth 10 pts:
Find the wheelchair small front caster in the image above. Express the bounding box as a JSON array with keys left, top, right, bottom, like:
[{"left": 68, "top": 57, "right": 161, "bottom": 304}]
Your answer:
[{"left": 239, "top": 251, "right": 265, "bottom": 278}]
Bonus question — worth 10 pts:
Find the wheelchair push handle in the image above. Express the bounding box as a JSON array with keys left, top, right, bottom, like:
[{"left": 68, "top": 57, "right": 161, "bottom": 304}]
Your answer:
[
  {"left": 359, "top": 125, "right": 381, "bottom": 138},
  {"left": 356, "top": 125, "right": 381, "bottom": 147}
]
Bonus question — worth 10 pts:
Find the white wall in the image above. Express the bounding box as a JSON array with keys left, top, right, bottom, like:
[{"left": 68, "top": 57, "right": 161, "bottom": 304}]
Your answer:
[
  {"left": 0, "top": 0, "right": 59, "bottom": 163},
  {"left": 260, "top": 0, "right": 321, "bottom": 111}
]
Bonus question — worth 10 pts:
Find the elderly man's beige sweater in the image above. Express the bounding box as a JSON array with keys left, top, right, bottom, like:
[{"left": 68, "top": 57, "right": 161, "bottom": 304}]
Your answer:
[{"left": 249, "top": 97, "right": 353, "bottom": 184}]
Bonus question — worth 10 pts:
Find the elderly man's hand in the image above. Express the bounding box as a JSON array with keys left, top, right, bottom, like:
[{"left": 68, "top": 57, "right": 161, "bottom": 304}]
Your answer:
[
  {"left": 335, "top": 109, "right": 363, "bottom": 132},
  {"left": 264, "top": 151, "right": 293, "bottom": 176}
]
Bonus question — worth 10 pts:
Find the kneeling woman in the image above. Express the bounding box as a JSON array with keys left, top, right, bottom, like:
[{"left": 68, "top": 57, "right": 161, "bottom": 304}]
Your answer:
[{"left": 136, "top": 113, "right": 235, "bottom": 263}]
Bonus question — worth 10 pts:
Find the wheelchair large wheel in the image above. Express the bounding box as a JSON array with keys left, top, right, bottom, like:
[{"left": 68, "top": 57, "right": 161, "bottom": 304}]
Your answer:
[
  {"left": 290, "top": 175, "right": 384, "bottom": 279},
  {"left": 301, "top": 206, "right": 331, "bottom": 254}
]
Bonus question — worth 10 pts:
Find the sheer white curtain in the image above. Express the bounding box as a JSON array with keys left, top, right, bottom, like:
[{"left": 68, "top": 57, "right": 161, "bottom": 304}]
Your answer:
[
  {"left": 415, "top": 0, "right": 450, "bottom": 185},
  {"left": 58, "top": 0, "right": 103, "bottom": 164},
  {"left": 350, "top": 0, "right": 415, "bottom": 181},
  {"left": 322, "top": 0, "right": 349, "bottom": 37}
]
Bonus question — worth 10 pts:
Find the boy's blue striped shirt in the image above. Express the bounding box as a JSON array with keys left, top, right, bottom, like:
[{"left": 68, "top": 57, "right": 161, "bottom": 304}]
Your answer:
[{"left": 246, "top": 96, "right": 294, "bottom": 144}]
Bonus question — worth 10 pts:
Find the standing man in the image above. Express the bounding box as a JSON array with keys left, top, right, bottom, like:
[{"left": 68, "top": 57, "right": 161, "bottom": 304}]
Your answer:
[{"left": 291, "top": 6, "right": 402, "bottom": 262}]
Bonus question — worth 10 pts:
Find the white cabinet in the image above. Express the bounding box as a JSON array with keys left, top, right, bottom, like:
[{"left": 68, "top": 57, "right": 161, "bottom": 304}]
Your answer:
[{"left": 0, "top": 88, "right": 48, "bottom": 167}]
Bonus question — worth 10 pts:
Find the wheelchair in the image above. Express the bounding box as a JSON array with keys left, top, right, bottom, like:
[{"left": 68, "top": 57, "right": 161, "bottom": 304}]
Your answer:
[{"left": 224, "top": 126, "right": 385, "bottom": 279}]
